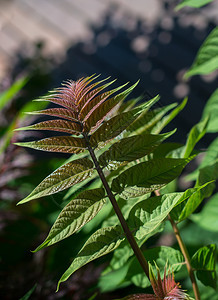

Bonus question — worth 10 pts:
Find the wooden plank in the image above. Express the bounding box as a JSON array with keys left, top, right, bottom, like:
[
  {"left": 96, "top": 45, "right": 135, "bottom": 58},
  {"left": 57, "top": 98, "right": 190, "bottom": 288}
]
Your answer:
[
  {"left": 0, "top": 25, "right": 20, "bottom": 56},
  {"left": 63, "top": 0, "right": 107, "bottom": 23},
  {"left": 0, "top": 3, "right": 67, "bottom": 53},
  {"left": 19, "top": 0, "right": 89, "bottom": 39}
]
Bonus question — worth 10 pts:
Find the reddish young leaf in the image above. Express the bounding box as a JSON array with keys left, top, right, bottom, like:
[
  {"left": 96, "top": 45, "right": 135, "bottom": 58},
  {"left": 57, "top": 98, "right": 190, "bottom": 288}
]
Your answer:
[
  {"left": 78, "top": 79, "right": 117, "bottom": 120},
  {"left": 119, "top": 265, "right": 190, "bottom": 300},
  {"left": 16, "top": 119, "right": 82, "bottom": 135},
  {"left": 37, "top": 92, "right": 78, "bottom": 112},
  {"left": 15, "top": 136, "right": 87, "bottom": 153},
  {"left": 77, "top": 77, "right": 112, "bottom": 110},
  {"left": 27, "top": 108, "right": 79, "bottom": 122},
  {"left": 90, "top": 98, "right": 159, "bottom": 147},
  {"left": 84, "top": 82, "right": 138, "bottom": 133}
]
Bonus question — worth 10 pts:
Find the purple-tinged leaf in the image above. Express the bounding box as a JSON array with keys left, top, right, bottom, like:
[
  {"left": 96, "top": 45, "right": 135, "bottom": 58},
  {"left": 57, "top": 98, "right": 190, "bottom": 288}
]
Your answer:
[
  {"left": 14, "top": 136, "right": 87, "bottom": 154},
  {"left": 79, "top": 79, "right": 117, "bottom": 119},
  {"left": 36, "top": 93, "right": 77, "bottom": 112},
  {"left": 27, "top": 108, "right": 79, "bottom": 122},
  {"left": 75, "top": 74, "right": 101, "bottom": 104},
  {"left": 90, "top": 96, "right": 159, "bottom": 147},
  {"left": 78, "top": 77, "right": 112, "bottom": 109},
  {"left": 33, "top": 188, "right": 106, "bottom": 251},
  {"left": 15, "top": 119, "right": 82, "bottom": 135},
  {"left": 17, "top": 158, "right": 94, "bottom": 204},
  {"left": 84, "top": 81, "right": 138, "bottom": 133}
]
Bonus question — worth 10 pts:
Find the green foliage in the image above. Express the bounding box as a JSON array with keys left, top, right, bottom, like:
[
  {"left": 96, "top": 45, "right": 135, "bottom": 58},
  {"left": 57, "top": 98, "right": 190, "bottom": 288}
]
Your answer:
[
  {"left": 34, "top": 188, "right": 106, "bottom": 251},
  {"left": 57, "top": 225, "right": 125, "bottom": 290},
  {"left": 128, "top": 187, "right": 206, "bottom": 240},
  {"left": 191, "top": 244, "right": 217, "bottom": 288},
  {"left": 176, "top": 0, "right": 214, "bottom": 10},
  {"left": 14, "top": 73, "right": 217, "bottom": 299},
  {"left": 17, "top": 158, "right": 94, "bottom": 204},
  {"left": 185, "top": 27, "right": 218, "bottom": 78},
  {"left": 111, "top": 157, "right": 193, "bottom": 197},
  {"left": 201, "top": 89, "right": 218, "bottom": 133},
  {"left": 191, "top": 193, "right": 218, "bottom": 231},
  {"left": 0, "top": 76, "right": 28, "bottom": 110}
]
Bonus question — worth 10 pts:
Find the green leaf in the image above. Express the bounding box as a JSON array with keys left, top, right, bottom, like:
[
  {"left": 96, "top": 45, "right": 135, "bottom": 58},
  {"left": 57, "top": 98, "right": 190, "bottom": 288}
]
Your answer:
[
  {"left": 176, "top": 0, "right": 213, "bottom": 10},
  {"left": 19, "top": 284, "right": 37, "bottom": 300},
  {"left": 17, "top": 158, "right": 94, "bottom": 204},
  {"left": 125, "top": 102, "right": 177, "bottom": 136},
  {"left": 182, "top": 117, "right": 209, "bottom": 157},
  {"left": 99, "top": 260, "right": 131, "bottom": 292},
  {"left": 196, "top": 160, "right": 218, "bottom": 197},
  {"left": 98, "top": 225, "right": 164, "bottom": 293},
  {"left": 0, "top": 76, "right": 28, "bottom": 110},
  {"left": 201, "top": 137, "right": 218, "bottom": 168},
  {"left": 99, "top": 130, "right": 176, "bottom": 167},
  {"left": 126, "top": 246, "right": 184, "bottom": 288},
  {"left": 191, "top": 193, "right": 218, "bottom": 231},
  {"left": 128, "top": 188, "right": 196, "bottom": 240},
  {"left": 57, "top": 225, "right": 125, "bottom": 290},
  {"left": 106, "top": 223, "right": 163, "bottom": 274},
  {"left": 201, "top": 89, "right": 218, "bottom": 133},
  {"left": 170, "top": 182, "right": 212, "bottom": 222},
  {"left": 185, "top": 27, "right": 218, "bottom": 78},
  {"left": 151, "top": 97, "right": 188, "bottom": 134},
  {"left": 15, "top": 136, "right": 87, "bottom": 154},
  {"left": 34, "top": 188, "right": 106, "bottom": 251},
  {"left": 191, "top": 244, "right": 217, "bottom": 289},
  {"left": 152, "top": 142, "right": 183, "bottom": 159},
  {"left": 90, "top": 96, "right": 159, "bottom": 146},
  {"left": 111, "top": 157, "right": 193, "bottom": 196}
]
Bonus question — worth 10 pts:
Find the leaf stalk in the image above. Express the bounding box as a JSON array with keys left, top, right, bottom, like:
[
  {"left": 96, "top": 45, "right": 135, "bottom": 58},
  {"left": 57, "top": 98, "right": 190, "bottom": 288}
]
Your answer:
[
  {"left": 84, "top": 134, "right": 150, "bottom": 279},
  {"left": 155, "top": 190, "right": 201, "bottom": 300}
]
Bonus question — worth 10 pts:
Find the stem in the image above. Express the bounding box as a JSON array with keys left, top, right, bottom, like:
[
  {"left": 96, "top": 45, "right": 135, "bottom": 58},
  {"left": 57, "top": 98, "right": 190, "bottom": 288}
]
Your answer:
[
  {"left": 85, "top": 138, "right": 150, "bottom": 279},
  {"left": 154, "top": 190, "right": 201, "bottom": 300}
]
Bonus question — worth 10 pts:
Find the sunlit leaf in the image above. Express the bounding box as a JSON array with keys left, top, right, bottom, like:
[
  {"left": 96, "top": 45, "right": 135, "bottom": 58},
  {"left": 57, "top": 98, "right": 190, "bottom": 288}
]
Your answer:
[
  {"left": 126, "top": 102, "right": 177, "bottom": 136},
  {"left": 0, "top": 76, "right": 28, "bottom": 110},
  {"left": 191, "top": 244, "right": 217, "bottom": 289},
  {"left": 176, "top": 0, "right": 213, "bottom": 10},
  {"left": 99, "top": 131, "right": 176, "bottom": 167},
  {"left": 17, "top": 158, "right": 94, "bottom": 204},
  {"left": 151, "top": 97, "right": 188, "bottom": 134},
  {"left": 128, "top": 188, "right": 197, "bottom": 240},
  {"left": 170, "top": 182, "right": 212, "bottom": 222},
  {"left": 57, "top": 225, "right": 125, "bottom": 290},
  {"left": 15, "top": 119, "right": 82, "bottom": 135},
  {"left": 14, "top": 136, "right": 87, "bottom": 154},
  {"left": 126, "top": 246, "right": 184, "bottom": 289},
  {"left": 185, "top": 27, "right": 218, "bottom": 78},
  {"left": 201, "top": 89, "right": 218, "bottom": 133},
  {"left": 191, "top": 193, "right": 218, "bottom": 231},
  {"left": 111, "top": 157, "right": 193, "bottom": 196},
  {"left": 27, "top": 107, "right": 79, "bottom": 122},
  {"left": 34, "top": 188, "right": 106, "bottom": 251},
  {"left": 90, "top": 96, "right": 159, "bottom": 146},
  {"left": 80, "top": 80, "right": 126, "bottom": 122},
  {"left": 85, "top": 81, "right": 139, "bottom": 133},
  {"left": 182, "top": 117, "right": 209, "bottom": 157}
]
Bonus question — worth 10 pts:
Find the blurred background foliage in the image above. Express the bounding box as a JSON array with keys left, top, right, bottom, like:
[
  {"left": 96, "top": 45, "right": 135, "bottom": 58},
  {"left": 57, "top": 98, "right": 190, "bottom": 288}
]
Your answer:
[{"left": 0, "top": 0, "right": 217, "bottom": 299}]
